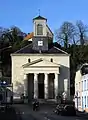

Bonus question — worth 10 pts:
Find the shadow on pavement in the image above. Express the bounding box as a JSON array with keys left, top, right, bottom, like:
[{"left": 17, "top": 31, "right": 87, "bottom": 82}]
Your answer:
[{"left": 0, "top": 105, "right": 22, "bottom": 120}]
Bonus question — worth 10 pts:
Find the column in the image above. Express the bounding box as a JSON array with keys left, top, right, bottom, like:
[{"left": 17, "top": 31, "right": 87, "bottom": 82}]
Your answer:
[
  {"left": 34, "top": 73, "right": 38, "bottom": 99},
  {"left": 44, "top": 73, "right": 48, "bottom": 99},
  {"left": 24, "top": 74, "right": 28, "bottom": 97},
  {"left": 54, "top": 73, "right": 58, "bottom": 99}
]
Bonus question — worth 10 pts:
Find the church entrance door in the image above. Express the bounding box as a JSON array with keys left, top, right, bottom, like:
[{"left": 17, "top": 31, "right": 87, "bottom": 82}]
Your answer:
[{"left": 38, "top": 73, "right": 44, "bottom": 99}]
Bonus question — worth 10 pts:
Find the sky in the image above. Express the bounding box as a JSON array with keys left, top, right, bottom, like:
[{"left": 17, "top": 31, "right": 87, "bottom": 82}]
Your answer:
[{"left": 0, "top": 0, "right": 88, "bottom": 34}]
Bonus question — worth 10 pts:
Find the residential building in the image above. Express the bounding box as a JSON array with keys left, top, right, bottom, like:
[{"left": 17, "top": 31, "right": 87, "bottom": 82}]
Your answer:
[{"left": 75, "top": 63, "right": 88, "bottom": 112}]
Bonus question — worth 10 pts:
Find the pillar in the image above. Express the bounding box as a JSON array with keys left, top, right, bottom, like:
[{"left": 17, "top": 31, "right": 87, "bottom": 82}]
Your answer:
[
  {"left": 54, "top": 73, "right": 58, "bottom": 99},
  {"left": 24, "top": 74, "right": 28, "bottom": 97},
  {"left": 34, "top": 73, "right": 38, "bottom": 99},
  {"left": 44, "top": 73, "right": 48, "bottom": 99}
]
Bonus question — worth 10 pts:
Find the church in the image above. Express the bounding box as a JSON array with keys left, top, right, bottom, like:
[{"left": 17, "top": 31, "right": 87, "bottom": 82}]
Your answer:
[{"left": 11, "top": 15, "right": 70, "bottom": 102}]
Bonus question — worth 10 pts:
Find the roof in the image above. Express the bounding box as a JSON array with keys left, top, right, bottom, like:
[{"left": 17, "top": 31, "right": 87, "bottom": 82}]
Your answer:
[
  {"left": 46, "top": 25, "right": 53, "bottom": 36},
  {"left": 14, "top": 44, "right": 69, "bottom": 55},
  {"left": 24, "top": 32, "right": 34, "bottom": 41},
  {"left": 33, "top": 15, "right": 47, "bottom": 21}
]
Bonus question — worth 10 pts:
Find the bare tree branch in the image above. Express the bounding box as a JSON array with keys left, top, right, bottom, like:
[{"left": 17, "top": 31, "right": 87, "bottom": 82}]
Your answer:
[
  {"left": 55, "top": 21, "right": 77, "bottom": 48},
  {"left": 76, "top": 20, "right": 88, "bottom": 45}
]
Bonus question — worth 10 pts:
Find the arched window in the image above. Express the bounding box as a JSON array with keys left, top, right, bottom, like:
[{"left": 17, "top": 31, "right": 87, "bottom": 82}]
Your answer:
[
  {"left": 28, "top": 58, "right": 30, "bottom": 62},
  {"left": 51, "top": 58, "right": 53, "bottom": 62},
  {"left": 37, "top": 24, "right": 43, "bottom": 35}
]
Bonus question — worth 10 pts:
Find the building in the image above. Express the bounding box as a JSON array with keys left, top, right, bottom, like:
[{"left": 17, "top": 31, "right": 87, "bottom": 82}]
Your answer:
[
  {"left": 11, "top": 15, "right": 70, "bottom": 102},
  {"left": 75, "top": 63, "right": 88, "bottom": 112}
]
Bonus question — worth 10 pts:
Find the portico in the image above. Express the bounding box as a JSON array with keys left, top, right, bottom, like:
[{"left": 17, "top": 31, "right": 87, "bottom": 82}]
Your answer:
[
  {"left": 24, "top": 73, "right": 59, "bottom": 100},
  {"left": 23, "top": 58, "right": 60, "bottom": 101}
]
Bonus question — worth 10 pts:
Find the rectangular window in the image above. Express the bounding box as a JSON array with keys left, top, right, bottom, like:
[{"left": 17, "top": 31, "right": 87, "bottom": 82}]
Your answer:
[
  {"left": 87, "top": 80, "right": 88, "bottom": 90},
  {"left": 84, "top": 80, "right": 86, "bottom": 91},
  {"left": 37, "top": 24, "right": 43, "bottom": 35},
  {"left": 82, "top": 81, "right": 83, "bottom": 91},
  {"left": 87, "top": 96, "right": 88, "bottom": 107},
  {"left": 85, "top": 96, "right": 86, "bottom": 107},
  {"left": 82, "top": 97, "right": 83, "bottom": 109}
]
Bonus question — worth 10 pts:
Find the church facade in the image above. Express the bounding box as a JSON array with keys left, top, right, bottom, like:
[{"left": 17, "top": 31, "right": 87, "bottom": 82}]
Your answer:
[{"left": 11, "top": 16, "right": 70, "bottom": 102}]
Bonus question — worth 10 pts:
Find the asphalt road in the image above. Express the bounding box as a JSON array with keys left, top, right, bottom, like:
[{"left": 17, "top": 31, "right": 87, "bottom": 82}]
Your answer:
[
  {"left": 0, "top": 105, "right": 21, "bottom": 120},
  {"left": 13, "top": 104, "right": 88, "bottom": 120}
]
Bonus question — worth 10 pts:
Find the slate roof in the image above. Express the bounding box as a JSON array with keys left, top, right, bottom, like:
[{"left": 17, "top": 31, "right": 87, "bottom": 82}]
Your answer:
[
  {"left": 14, "top": 44, "right": 68, "bottom": 54},
  {"left": 33, "top": 15, "right": 47, "bottom": 21}
]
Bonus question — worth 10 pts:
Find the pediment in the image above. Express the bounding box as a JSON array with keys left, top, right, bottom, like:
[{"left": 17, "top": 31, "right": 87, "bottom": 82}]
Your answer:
[{"left": 23, "top": 58, "right": 60, "bottom": 68}]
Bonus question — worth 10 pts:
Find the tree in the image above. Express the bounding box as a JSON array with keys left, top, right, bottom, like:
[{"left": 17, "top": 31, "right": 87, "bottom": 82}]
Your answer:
[
  {"left": 55, "top": 21, "right": 76, "bottom": 49},
  {"left": 76, "top": 20, "right": 88, "bottom": 45},
  {"left": 0, "top": 26, "right": 27, "bottom": 77},
  {"left": 0, "top": 26, "right": 26, "bottom": 47}
]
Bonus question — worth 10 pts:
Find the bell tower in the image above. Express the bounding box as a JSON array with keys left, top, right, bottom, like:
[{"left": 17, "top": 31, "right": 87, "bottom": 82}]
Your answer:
[{"left": 32, "top": 15, "right": 49, "bottom": 52}]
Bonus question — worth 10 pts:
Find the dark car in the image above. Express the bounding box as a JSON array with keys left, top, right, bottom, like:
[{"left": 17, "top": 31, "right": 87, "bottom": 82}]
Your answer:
[
  {"left": 55, "top": 104, "right": 76, "bottom": 116},
  {"left": 61, "top": 105, "right": 76, "bottom": 116}
]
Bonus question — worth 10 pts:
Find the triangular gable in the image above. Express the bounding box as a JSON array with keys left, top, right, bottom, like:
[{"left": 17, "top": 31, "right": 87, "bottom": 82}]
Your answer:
[{"left": 23, "top": 58, "right": 60, "bottom": 68}]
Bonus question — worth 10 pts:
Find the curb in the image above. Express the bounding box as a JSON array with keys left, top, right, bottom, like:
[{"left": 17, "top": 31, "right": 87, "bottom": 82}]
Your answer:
[{"left": 77, "top": 114, "right": 88, "bottom": 119}]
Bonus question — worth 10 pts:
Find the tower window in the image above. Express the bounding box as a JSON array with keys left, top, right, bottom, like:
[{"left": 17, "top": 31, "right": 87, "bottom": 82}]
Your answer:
[
  {"left": 37, "top": 24, "right": 43, "bottom": 35},
  {"left": 28, "top": 58, "right": 30, "bottom": 62},
  {"left": 51, "top": 58, "right": 53, "bottom": 62}
]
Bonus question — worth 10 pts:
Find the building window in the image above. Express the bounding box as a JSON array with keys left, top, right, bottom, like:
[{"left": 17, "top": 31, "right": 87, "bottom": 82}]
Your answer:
[
  {"left": 84, "top": 80, "right": 86, "bottom": 91},
  {"left": 82, "top": 97, "right": 83, "bottom": 109},
  {"left": 78, "top": 97, "right": 81, "bottom": 106},
  {"left": 28, "top": 58, "right": 30, "bottom": 62},
  {"left": 87, "top": 96, "right": 88, "bottom": 107},
  {"left": 51, "top": 58, "right": 53, "bottom": 62},
  {"left": 85, "top": 96, "right": 86, "bottom": 108},
  {"left": 82, "top": 81, "right": 83, "bottom": 91},
  {"left": 37, "top": 24, "right": 43, "bottom": 35},
  {"left": 87, "top": 80, "right": 88, "bottom": 90}
]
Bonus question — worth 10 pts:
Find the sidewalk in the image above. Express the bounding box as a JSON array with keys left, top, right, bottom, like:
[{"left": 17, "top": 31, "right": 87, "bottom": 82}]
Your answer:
[{"left": 76, "top": 110, "right": 88, "bottom": 119}]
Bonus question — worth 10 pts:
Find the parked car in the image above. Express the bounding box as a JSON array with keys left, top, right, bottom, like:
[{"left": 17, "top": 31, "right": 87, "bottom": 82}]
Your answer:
[{"left": 55, "top": 104, "right": 76, "bottom": 116}]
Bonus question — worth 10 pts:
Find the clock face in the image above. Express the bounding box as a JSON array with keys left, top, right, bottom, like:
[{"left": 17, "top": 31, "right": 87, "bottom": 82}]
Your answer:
[{"left": 38, "top": 41, "right": 43, "bottom": 46}]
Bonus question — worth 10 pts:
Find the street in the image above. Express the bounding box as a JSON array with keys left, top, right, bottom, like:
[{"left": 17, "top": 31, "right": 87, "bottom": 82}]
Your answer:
[
  {"left": 0, "top": 105, "right": 21, "bottom": 120},
  {"left": 13, "top": 104, "right": 88, "bottom": 120}
]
